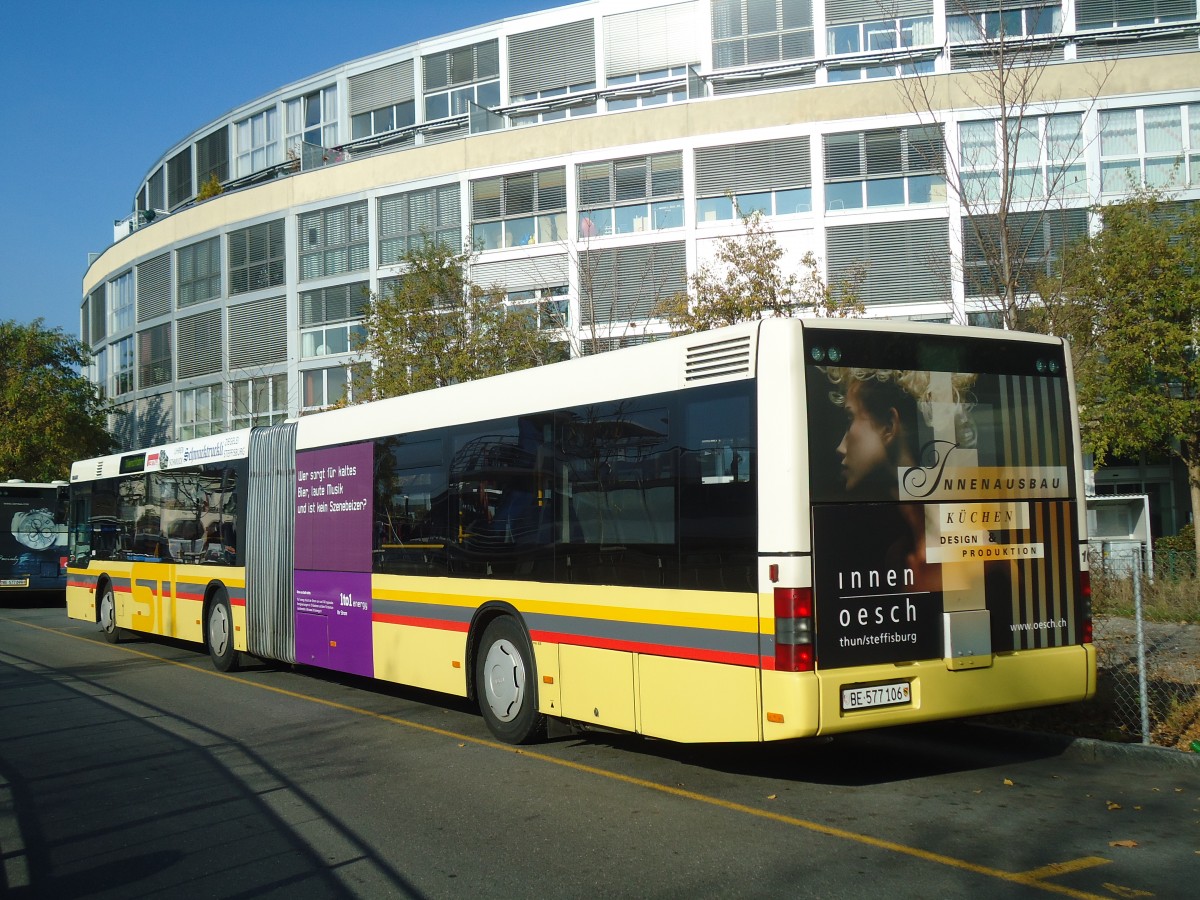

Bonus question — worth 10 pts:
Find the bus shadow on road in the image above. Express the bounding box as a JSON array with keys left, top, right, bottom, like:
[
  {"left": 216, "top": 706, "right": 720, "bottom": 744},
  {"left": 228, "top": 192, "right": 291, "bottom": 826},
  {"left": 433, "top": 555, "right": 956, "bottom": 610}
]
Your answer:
[{"left": 565, "top": 720, "right": 1078, "bottom": 787}]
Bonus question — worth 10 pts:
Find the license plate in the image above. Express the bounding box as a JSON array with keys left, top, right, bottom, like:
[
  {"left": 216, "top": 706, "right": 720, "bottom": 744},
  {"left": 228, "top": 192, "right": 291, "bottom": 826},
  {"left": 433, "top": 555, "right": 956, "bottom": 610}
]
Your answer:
[
  {"left": 1, "top": 578, "right": 30, "bottom": 587},
  {"left": 841, "top": 681, "right": 911, "bottom": 711}
]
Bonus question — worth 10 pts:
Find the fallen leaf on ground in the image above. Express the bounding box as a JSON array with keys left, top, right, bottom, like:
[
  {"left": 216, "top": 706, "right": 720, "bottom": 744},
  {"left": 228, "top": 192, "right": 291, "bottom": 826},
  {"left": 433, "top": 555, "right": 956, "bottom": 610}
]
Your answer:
[{"left": 1109, "top": 840, "right": 1138, "bottom": 848}]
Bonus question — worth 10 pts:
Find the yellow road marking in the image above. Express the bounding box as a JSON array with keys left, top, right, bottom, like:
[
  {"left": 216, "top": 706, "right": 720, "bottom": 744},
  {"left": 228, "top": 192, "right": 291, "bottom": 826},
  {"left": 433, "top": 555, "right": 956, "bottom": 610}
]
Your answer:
[
  {"left": 1020, "top": 857, "right": 1112, "bottom": 880},
  {"left": 17, "top": 619, "right": 1124, "bottom": 900}
]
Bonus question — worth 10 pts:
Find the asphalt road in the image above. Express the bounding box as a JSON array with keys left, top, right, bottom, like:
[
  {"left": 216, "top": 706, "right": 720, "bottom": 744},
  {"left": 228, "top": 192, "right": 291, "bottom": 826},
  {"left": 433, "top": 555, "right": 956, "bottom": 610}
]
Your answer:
[{"left": 2, "top": 597, "right": 1197, "bottom": 899}]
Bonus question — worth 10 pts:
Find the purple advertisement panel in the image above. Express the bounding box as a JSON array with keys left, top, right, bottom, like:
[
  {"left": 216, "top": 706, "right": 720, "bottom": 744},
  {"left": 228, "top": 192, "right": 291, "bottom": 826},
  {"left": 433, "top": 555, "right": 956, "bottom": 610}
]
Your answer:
[
  {"left": 295, "top": 442, "right": 374, "bottom": 572},
  {"left": 295, "top": 570, "right": 374, "bottom": 677}
]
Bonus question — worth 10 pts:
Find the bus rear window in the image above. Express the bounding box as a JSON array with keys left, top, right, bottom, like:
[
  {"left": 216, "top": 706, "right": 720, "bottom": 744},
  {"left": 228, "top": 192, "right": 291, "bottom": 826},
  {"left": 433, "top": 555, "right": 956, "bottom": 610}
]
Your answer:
[{"left": 804, "top": 330, "right": 1073, "bottom": 505}]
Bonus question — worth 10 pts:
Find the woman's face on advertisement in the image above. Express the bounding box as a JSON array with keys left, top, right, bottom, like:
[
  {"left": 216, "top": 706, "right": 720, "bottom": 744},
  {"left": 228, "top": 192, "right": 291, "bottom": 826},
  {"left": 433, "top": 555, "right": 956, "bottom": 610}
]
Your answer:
[{"left": 836, "top": 380, "right": 889, "bottom": 492}]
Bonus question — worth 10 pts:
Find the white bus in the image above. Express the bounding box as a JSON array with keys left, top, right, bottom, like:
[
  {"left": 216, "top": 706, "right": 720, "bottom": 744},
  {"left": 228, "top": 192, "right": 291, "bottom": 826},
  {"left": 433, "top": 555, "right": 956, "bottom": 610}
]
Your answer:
[{"left": 67, "top": 318, "right": 1094, "bottom": 743}]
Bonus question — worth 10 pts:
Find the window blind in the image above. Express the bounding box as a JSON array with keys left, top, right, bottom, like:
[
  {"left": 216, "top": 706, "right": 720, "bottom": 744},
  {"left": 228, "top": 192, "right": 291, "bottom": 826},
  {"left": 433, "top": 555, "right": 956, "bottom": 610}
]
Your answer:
[
  {"left": 229, "top": 296, "right": 288, "bottom": 369},
  {"left": 136, "top": 254, "right": 172, "bottom": 322},
  {"left": 826, "top": 218, "right": 950, "bottom": 305},
  {"left": 696, "top": 137, "right": 810, "bottom": 195},
  {"left": 349, "top": 59, "right": 415, "bottom": 115},
  {"left": 603, "top": 2, "right": 698, "bottom": 78},
  {"left": 508, "top": 20, "right": 596, "bottom": 96},
  {"left": 176, "top": 308, "right": 224, "bottom": 378}
]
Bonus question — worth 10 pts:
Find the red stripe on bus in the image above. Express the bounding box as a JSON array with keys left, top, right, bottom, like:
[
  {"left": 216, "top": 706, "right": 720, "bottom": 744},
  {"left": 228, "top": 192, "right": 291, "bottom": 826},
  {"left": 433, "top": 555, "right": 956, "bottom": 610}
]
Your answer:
[
  {"left": 230, "top": 597, "right": 246, "bottom": 607},
  {"left": 531, "top": 629, "right": 758, "bottom": 668},
  {"left": 372, "top": 613, "right": 469, "bottom": 633},
  {"left": 175, "top": 591, "right": 206, "bottom": 603}
]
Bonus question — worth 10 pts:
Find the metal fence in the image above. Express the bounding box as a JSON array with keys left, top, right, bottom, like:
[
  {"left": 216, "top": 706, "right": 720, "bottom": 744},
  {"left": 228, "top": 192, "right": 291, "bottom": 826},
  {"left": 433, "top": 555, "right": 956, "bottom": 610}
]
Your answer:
[{"left": 1089, "top": 547, "right": 1200, "bottom": 748}]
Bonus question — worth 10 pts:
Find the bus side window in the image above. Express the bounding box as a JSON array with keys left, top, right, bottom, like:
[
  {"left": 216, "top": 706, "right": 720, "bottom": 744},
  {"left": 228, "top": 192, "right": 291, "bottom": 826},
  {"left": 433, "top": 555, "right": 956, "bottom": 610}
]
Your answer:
[{"left": 679, "top": 386, "right": 756, "bottom": 591}]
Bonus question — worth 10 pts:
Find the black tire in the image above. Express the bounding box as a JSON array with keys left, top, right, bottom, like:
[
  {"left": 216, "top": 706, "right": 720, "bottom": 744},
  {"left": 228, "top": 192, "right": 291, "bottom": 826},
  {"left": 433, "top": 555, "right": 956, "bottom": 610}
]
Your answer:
[
  {"left": 98, "top": 582, "right": 120, "bottom": 644},
  {"left": 475, "top": 616, "right": 547, "bottom": 744},
  {"left": 206, "top": 589, "right": 240, "bottom": 672}
]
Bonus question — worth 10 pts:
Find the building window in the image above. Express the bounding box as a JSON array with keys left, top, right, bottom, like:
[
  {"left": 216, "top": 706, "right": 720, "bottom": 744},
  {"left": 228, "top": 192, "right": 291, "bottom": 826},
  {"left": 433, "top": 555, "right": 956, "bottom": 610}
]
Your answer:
[
  {"left": 137, "top": 323, "right": 172, "bottom": 389},
  {"left": 167, "top": 147, "right": 193, "bottom": 209},
  {"left": 229, "top": 219, "right": 285, "bottom": 295},
  {"left": 824, "top": 125, "right": 945, "bottom": 211},
  {"left": 301, "top": 322, "right": 366, "bottom": 359},
  {"left": 579, "top": 241, "right": 687, "bottom": 324},
  {"left": 506, "top": 285, "right": 569, "bottom": 330},
  {"left": 302, "top": 365, "right": 368, "bottom": 411},
  {"left": 422, "top": 40, "right": 500, "bottom": 122},
  {"left": 510, "top": 82, "right": 597, "bottom": 126},
  {"left": 960, "top": 114, "right": 1087, "bottom": 206},
  {"left": 962, "top": 209, "right": 1088, "bottom": 298},
  {"left": 379, "top": 184, "right": 461, "bottom": 263},
  {"left": 286, "top": 85, "right": 338, "bottom": 156},
  {"left": 232, "top": 374, "right": 288, "bottom": 429},
  {"left": 110, "top": 335, "right": 134, "bottom": 397},
  {"left": 177, "top": 237, "right": 222, "bottom": 309},
  {"left": 471, "top": 168, "right": 567, "bottom": 251},
  {"left": 108, "top": 271, "right": 134, "bottom": 334},
  {"left": 825, "top": 12, "right": 935, "bottom": 81},
  {"left": 235, "top": 107, "right": 279, "bottom": 177},
  {"left": 947, "top": 4, "right": 1061, "bottom": 43},
  {"left": 695, "top": 136, "right": 812, "bottom": 222},
  {"left": 196, "top": 129, "right": 229, "bottom": 187},
  {"left": 1075, "top": 0, "right": 1194, "bottom": 31},
  {"left": 299, "top": 201, "right": 369, "bottom": 280},
  {"left": 577, "top": 152, "right": 685, "bottom": 237},
  {"left": 353, "top": 100, "right": 416, "bottom": 139},
  {"left": 350, "top": 59, "right": 416, "bottom": 140},
  {"left": 177, "top": 385, "right": 224, "bottom": 440},
  {"left": 711, "top": 0, "right": 815, "bottom": 69},
  {"left": 1100, "top": 105, "right": 1198, "bottom": 193},
  {"left": 604, "top": 67, "right": 690, "bottom": 113}
]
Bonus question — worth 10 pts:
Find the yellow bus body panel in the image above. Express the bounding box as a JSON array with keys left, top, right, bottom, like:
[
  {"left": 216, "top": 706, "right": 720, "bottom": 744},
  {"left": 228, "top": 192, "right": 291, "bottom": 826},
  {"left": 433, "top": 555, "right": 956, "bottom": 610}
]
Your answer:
[
  {"left": 371, "top": 620, "right": 469, "bottom": 697},
  {"left": 66, "top": 562, "right": 247, "bottom": 652},
  {"left": 815, "top": 645, "right": 1093, "bottom": 737},
  {"left": 639, "top": 654, "right": 762, "bottom": 742}
]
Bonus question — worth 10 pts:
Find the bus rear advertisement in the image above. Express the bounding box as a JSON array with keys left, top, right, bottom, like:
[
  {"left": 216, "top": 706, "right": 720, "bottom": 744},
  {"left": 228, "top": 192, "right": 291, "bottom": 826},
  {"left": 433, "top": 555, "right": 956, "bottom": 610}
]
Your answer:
[
  {"left": 2, "top": 481, "right": 69, "bottom": 593},
  {"left": 65, "top": 319, "right": 1094, "bottom": 744}
]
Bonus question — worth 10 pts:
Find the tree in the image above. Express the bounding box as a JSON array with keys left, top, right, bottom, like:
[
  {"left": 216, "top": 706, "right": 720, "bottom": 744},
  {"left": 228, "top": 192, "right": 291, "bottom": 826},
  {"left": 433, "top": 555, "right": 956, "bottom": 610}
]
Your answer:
[
  {"left": 1038, "top": 190, "right": 1200, "bottom": 561},
  {"left": 656, "top": 208, "right": 864, "bottom": 334},
  {"left": 888, "top": 0, "right": 1111, "bottom": 329},
  {"left": 0, "top": 319, "right": 114, "bottom": 481},
  {"left": 360, "top": 239, "right": 558, "bottom": 399}
]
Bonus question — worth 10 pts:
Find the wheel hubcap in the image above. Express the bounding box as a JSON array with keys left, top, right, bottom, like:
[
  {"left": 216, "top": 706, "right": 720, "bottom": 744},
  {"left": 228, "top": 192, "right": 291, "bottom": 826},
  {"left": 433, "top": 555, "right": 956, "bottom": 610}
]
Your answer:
[
  {"left": 209, "top": 604, "right": 230, "bottom": 656},
  {"left": 100, "top": 593, "right": 114, "bottom": 631},
  {"left": 483, "top": 638, "right": 525, "bottom": 722}
]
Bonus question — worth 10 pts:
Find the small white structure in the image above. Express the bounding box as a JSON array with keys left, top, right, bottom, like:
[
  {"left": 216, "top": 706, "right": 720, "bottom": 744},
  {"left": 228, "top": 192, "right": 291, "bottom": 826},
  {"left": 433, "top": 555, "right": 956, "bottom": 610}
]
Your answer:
[{"left": 1086, "top": 494, "right": 1153, "bottom": 580}]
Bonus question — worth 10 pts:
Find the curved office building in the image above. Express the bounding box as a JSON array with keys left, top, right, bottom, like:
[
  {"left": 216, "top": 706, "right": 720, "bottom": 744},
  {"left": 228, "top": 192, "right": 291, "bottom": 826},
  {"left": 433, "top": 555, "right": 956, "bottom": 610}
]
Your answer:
[{"left": 82, "top": 0, "right": 1200, "bottom": 452}]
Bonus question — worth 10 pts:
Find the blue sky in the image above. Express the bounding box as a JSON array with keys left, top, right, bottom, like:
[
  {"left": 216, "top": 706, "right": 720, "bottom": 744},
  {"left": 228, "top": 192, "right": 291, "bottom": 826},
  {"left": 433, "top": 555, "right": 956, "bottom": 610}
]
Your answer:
[{"left": 0, "top": 0, "right": 556, "bottom": 337}]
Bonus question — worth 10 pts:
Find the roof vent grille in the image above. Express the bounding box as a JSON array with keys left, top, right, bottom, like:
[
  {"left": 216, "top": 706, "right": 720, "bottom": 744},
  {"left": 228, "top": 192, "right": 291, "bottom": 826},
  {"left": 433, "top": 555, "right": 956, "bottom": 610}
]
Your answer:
[{"left": 684, "top": 334, "right": 752, "bottom": 381}]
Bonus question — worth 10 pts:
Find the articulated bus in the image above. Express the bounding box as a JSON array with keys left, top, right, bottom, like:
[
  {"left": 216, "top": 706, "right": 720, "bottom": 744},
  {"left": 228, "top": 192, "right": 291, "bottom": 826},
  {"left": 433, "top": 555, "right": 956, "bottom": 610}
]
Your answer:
[
  {"left": 2, "top": 480, "right": 69, "bottom": 594},
  {"left": 66, "top": 319, "right": 1094, "bottom": 744}
]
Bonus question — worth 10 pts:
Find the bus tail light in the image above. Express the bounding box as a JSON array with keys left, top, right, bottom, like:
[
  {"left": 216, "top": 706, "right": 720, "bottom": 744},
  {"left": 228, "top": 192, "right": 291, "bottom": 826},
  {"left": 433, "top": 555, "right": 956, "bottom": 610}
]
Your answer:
[
  {"left": 1079, "top": 570, "right": 1093, "bottom": 644},
  {"left": 774, "top": 587, "right": 815, "bottom": 672}
]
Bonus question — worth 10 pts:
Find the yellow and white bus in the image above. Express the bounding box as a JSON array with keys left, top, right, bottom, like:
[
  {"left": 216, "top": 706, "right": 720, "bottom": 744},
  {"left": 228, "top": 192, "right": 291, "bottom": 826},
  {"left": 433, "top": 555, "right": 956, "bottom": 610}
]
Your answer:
[{"left": 66, "top": 318, "right": 1094, "bottom": 744}]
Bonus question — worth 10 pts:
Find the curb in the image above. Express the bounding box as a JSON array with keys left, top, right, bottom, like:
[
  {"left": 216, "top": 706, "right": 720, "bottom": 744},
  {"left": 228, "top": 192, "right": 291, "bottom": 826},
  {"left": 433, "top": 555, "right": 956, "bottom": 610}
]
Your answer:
[
  {"left": 966, "top": 722, "right": 1200, "bottom": 772},
  {"left": 1056, "top": 734, "right": 1200, "bottom": 771}
]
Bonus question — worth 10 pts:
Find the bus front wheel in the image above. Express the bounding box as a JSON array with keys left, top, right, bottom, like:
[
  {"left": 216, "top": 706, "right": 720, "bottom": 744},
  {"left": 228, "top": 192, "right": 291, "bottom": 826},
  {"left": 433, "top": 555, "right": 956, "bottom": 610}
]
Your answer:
[
  {"left": 475, "top": 616, "right": 547, "bottom": 745},
  {"left": 206, "top": 590, "right": 240, "bottom": 672},
  {"left": 98, "top": 583, "right": 120, "bottom": 644}
]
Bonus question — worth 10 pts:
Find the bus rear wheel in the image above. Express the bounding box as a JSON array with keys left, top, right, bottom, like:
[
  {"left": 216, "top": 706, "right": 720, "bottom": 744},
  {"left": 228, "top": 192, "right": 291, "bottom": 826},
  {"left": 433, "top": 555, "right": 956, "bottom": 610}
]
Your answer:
[
  {"left": 475, "top": 616, "right": 546, "bottom": 745},
  {"left": 206, "top": 589, "right": 240, "bottom": 672},
  {"left": 98, "top": 583, "right": 120, "bottom": 644}
]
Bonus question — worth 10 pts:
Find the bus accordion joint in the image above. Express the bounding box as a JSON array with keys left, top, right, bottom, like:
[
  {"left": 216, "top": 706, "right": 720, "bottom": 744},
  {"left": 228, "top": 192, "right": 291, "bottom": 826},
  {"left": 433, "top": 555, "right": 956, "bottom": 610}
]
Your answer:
[{"left": 774, "top": 586, "right": 815, "bottom": 672}]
